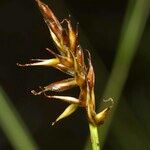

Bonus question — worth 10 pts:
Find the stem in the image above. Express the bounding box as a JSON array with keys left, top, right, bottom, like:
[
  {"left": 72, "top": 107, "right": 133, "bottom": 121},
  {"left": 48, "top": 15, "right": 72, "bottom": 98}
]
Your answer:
[{"left": 89, "top": 123, "right": 100, "bottom": 150}]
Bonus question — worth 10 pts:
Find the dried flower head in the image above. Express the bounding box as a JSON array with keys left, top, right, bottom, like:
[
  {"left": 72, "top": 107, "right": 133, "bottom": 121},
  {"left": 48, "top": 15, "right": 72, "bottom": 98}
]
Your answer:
[{"left": 17, "top": 0, "right": 113, "bottom": 126}]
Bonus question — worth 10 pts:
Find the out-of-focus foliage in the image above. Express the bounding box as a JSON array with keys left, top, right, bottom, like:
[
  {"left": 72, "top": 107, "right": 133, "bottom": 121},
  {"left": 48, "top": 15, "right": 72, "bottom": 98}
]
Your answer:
[{"left": 0, "top": 87, "right": 38, "bottom": 150}]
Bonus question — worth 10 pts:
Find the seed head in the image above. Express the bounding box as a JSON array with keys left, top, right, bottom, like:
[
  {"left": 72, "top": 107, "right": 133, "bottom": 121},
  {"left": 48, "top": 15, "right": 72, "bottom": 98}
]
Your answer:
[{"left": 18, "top": 0, "right": 113, "bottom": 126}]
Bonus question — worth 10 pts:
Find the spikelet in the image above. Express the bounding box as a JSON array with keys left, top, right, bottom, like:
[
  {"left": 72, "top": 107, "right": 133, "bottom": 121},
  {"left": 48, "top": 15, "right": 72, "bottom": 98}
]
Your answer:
[{"left": 18, "top": 0, "right": 113, "bottom": 126}]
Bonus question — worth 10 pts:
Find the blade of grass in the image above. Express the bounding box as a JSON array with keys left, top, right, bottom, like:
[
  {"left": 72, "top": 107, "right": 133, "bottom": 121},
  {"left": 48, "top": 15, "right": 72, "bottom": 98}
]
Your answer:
[
  {"left": 84, "top": 0, "right": 150, "bottom": 149},
  {"left": 113, "top": 99, "right": 150, "bottom": 150},
  {"left": 99, "top": 0, "right": 150, "bottom": 148},
  {"left": 0, "top": 87, "right": 38, "bottom": 150}
]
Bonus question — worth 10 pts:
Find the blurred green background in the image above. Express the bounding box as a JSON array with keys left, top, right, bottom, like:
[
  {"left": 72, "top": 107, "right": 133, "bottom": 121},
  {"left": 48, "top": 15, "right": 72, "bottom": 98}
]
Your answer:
[{"left": 0, "top": 0, "right": 150, "bottom": 150}]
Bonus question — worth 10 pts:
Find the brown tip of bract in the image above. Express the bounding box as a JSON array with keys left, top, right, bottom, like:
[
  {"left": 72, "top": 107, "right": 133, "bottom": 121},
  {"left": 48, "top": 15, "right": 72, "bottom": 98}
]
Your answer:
[
  {"left": 31, "top": 90, "right": 41, "bottom": 95},
  {"left": 103, "top": 98, "right": 114, "bottom": 108},
  {"left": 51, "top": 121, "right": 56, "bottom": 126},
  {"left": 16, "top": 63, "right": 28, "bottom": 67}
]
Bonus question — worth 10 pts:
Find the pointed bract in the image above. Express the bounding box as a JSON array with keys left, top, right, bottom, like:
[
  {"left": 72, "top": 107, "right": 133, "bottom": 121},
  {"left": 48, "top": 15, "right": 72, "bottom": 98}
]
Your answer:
[{"left": 52, "top": 104, "right": 78, "bottom": 125}]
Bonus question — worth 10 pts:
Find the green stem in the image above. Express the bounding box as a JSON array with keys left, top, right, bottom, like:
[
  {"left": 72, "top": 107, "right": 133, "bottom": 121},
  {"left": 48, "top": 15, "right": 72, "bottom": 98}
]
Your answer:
[{"left": 89, "top": 123, "right": 100, "bottom": 150}]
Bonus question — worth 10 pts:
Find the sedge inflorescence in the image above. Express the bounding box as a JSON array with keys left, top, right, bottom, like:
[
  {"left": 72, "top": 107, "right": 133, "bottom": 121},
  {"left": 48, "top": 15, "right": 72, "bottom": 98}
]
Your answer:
[{"left": 18, "top": 0, "right": 113, "bottom": 126}]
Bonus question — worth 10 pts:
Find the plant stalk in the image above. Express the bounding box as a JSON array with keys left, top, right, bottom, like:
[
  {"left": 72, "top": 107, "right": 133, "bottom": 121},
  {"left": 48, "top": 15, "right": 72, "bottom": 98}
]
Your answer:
[{"left": 89, "top": 123, "right": 100, "bottom": 150}]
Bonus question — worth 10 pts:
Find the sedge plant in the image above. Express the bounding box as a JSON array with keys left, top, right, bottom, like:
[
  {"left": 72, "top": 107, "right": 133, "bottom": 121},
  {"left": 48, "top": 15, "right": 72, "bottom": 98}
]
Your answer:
[{"left": 17, "top": 0, "right": 113, "bottom": 149}]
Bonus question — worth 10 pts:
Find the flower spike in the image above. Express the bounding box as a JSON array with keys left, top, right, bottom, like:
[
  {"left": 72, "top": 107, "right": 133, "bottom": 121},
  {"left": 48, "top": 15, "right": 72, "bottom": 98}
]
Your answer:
[{"left": 18, "top": 0, "right": 113, "bottom": 126}]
